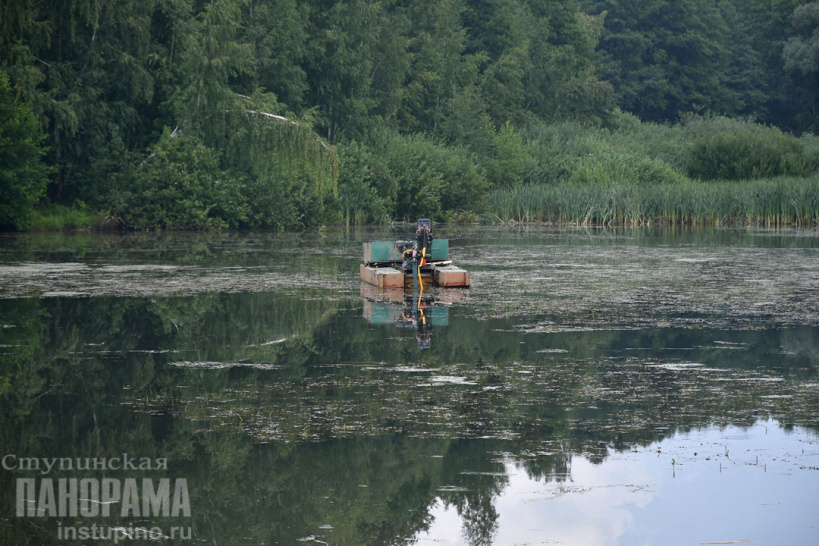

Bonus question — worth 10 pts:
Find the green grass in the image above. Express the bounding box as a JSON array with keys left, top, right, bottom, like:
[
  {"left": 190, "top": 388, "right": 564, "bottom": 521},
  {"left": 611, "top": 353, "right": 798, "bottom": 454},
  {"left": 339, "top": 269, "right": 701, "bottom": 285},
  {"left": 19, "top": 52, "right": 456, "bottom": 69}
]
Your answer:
[
  {"left": 486, "top": 177, "right": 819, "bottom": 227},
  {"left": 27, "top": 204, "right": 109, "bottom": 231}
]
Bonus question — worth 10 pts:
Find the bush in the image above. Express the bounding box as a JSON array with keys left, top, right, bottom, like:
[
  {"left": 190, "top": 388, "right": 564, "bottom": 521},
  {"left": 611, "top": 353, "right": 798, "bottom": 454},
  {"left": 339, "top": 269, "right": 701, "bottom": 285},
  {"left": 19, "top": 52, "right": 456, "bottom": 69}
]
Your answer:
[
  {"left": 521, "top": 121, "right": 603, "bottom": 184},
  {"left": 521, "top": 119, "right": 689, "bottom": 187},
  {"left": 606, "top": 110, "right": 688, "bottom": 172},
  {"left": 336, "top": 140, "right": 392, "bottom": 225},
  {"left": 446, "top": 114, "right": 527, "bottom": 189},
  {"left": 368, "top": 130, "right": 488, "bottom": 220},
  {"left": 682, "top": 116, "right": 817, "bottom": 181},
  {"left": 485, "top": 121, "right": 527, "bottom": 189},
  {"left": 113, "top": 132, "right": 246, "bottom": 229},
  {"left": 569, "top": 151, "right": 687, "bottom": 186}
]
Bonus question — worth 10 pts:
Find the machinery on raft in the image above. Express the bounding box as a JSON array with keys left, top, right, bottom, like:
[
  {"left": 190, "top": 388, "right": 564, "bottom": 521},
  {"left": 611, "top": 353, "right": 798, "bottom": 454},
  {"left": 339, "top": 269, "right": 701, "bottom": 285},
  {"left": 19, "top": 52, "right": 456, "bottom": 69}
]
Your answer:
[
  {"left": 360, "top": 220, "right": 469, "bottom": 349},
  {"left": 360, "top": 219, "right": 470, "bottom": 291}
]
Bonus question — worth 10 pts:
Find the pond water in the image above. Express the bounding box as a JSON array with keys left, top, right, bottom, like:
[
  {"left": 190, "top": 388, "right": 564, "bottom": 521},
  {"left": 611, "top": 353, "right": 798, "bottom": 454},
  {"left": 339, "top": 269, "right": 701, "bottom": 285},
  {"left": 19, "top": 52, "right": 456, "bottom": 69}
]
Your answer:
[{"left": 0, "top": 226, "right": 818, "bottom": 545}]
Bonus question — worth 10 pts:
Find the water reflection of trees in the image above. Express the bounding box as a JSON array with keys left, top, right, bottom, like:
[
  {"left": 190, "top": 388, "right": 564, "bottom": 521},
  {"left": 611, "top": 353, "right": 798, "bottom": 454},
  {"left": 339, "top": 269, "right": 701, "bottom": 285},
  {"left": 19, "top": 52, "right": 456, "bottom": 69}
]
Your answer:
[{"left": 1, "top": 293, "right": 817, "bottom": 545}]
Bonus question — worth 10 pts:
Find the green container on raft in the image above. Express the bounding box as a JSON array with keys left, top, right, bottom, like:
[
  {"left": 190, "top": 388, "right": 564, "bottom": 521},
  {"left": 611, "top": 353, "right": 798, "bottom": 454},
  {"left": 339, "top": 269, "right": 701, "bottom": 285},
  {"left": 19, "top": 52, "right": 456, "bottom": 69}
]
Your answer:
[{"left": 363, "top": 239, "right": 449, "bottom": 264}]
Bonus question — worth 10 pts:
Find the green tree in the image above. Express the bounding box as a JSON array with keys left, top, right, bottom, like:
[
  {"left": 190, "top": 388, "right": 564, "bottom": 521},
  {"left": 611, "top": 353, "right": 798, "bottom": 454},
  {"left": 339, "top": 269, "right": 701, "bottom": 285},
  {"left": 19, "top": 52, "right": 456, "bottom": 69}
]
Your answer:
[
  {"left": 524, "top": 1, "right": 611, "bottom": 124},
  {"left": 476, "top": 0, "right": 533, "bottom": 125},
  {"left": 175, "top": 0, "right": 254, "bottom": 140},
  {"left": 228, "top": 101, "right": 340, "bottom": 230},
  {"left": 736, "top": 0, "right": 804, "bottom": 130},
  {"left": 0, "top": 0, "right": 163, "bottom": 204},
  {"left": 167, "top": 1, "right": 338, "bottom": 230},
  {"left": 584, "top": 0, "right": 730, "bottom": 121},
  {"left": 0, "top": 69, "right": 49, "bottom": 229},
  {"left": 463, "top": 0, "right": 519, "bottom": 59},
  {"left": 783, "top": 2, "right": 819, "bottom": 131},
  {"left": 714, "top": 0, "right": 769, "bottom": 119},
  {"left": 398, "top": 0, "right": 485, "bottom": 136},
  {"left": 367, "top": 4, "right": 412, "bottom": 124},
  {"left": 303, "top": 0, "right": 383, "bottom": 141},
  {"left": 240, "top": 0, "right": 309, "bottom": 109}
]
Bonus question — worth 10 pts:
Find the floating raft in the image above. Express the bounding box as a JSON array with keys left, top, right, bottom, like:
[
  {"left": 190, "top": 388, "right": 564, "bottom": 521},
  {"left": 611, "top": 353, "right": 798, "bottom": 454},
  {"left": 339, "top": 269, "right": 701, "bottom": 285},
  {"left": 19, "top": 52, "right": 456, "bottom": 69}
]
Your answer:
[{"left": 360, "top": 240, "right": 470, "bottom": 288}]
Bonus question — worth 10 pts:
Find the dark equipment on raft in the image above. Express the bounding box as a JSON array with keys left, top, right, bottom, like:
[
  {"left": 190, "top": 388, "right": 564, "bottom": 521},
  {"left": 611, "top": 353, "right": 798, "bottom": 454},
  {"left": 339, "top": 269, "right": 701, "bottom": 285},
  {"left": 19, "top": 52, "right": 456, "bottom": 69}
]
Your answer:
[{"left": 360, "top": 219, "right": 470, "bottom": 290}]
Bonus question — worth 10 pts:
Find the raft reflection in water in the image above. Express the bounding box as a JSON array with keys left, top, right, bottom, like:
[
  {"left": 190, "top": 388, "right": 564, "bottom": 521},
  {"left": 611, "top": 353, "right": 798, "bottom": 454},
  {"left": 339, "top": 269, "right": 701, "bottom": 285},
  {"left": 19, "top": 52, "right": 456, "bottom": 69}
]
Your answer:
[{"left": 361, "top": 283, "right": 469, "bottom": 349}]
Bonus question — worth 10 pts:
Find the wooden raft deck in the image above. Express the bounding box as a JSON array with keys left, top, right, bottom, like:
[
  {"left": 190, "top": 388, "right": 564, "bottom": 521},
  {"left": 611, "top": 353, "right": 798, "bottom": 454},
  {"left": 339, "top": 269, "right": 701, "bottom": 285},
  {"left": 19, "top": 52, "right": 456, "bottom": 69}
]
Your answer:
[{"left": 360, "top": 241, "right": 470, "bottom": 288}]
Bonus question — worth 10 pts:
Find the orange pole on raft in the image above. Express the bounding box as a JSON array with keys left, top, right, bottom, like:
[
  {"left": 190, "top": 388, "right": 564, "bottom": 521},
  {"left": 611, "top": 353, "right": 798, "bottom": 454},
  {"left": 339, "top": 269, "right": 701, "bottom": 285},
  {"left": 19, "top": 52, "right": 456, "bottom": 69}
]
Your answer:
[{"left": 417, "top": 246, "right": 426, "bottom": 296}]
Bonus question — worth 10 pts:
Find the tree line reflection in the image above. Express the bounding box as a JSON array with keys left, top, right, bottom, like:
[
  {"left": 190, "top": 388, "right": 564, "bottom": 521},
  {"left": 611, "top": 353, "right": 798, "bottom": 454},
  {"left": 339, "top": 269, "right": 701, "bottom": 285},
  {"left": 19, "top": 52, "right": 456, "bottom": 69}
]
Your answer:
[{"left": 1, "top": 292, "right": 816, "bottom": 544}]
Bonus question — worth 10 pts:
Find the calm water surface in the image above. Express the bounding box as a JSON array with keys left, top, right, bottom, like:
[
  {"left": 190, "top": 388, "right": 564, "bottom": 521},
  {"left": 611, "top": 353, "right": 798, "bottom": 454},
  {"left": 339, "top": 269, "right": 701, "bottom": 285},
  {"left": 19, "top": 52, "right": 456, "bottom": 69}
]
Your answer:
[{"left": 1, "top": 226, "right": 818, "bottom": 545}]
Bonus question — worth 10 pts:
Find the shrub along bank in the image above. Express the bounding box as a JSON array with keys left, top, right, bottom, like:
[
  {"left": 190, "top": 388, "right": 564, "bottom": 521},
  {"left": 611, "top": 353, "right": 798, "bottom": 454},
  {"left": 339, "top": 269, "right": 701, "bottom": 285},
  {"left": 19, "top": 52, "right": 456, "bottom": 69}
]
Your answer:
[{"left": 24, "top": 114, "right": 819, "bottom": 230}]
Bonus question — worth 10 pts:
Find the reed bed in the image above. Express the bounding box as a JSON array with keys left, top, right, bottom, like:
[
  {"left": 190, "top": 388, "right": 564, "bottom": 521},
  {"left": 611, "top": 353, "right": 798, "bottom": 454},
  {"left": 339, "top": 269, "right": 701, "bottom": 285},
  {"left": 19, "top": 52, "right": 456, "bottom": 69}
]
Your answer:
[{"left": 487, "top": 177, "right": 819, "bottom": 226}]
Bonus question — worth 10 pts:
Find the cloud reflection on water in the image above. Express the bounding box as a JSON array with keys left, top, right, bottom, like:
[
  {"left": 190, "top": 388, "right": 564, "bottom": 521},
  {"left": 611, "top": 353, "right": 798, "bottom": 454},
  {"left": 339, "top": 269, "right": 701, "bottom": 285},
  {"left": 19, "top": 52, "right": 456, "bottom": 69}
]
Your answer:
[{"left": 415, "top": 420, "right": 819, "bottom": 545}]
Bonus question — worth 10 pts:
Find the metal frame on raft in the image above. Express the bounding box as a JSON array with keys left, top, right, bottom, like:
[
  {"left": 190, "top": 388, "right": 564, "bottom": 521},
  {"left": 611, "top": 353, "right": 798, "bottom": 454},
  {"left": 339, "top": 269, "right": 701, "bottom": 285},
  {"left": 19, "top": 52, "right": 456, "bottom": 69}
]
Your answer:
[{"left": 359, "top": 219, "right": 470, "bottom": 290}]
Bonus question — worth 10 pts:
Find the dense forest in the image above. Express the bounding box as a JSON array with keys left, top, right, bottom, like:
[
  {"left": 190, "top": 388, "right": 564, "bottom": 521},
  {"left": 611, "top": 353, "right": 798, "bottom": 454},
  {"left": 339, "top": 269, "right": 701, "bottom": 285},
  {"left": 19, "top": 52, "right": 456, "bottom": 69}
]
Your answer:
[{"left": 1, "top": 0, "right": 819, "bottom": 230}]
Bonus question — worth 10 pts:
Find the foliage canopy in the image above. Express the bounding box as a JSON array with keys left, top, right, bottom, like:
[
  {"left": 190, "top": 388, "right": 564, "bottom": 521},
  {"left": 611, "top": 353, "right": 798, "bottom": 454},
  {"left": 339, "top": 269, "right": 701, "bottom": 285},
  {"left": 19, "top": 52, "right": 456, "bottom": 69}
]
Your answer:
[{"left": 1, "top": 0, "right": 818, "bottom": 228}]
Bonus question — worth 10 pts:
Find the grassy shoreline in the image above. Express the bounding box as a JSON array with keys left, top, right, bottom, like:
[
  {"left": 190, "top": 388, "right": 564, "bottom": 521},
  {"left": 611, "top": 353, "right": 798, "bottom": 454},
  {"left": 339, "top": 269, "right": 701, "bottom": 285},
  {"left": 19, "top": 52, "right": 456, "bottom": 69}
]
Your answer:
[
  {"left": 26, "top": 204, "right": 109, "bottom": 231},
  {"left": 17, "top": 176, "right": 819, "bottom": 232},
  {"left": 486, "top": 176, "right": 819, "bottom": 227}
]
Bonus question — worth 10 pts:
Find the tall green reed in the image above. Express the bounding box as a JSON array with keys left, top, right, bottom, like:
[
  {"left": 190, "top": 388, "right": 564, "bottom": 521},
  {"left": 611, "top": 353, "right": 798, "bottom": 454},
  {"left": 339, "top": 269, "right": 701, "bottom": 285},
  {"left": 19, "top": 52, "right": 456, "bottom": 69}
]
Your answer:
[{"left": 486, "top": 177, "right": 819, "bottom": 226}]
